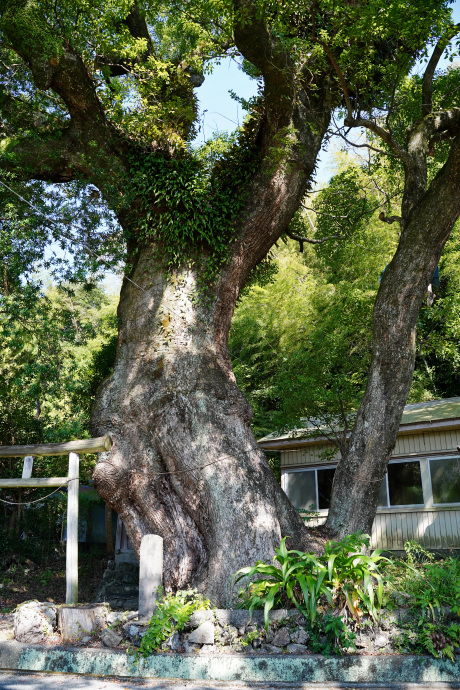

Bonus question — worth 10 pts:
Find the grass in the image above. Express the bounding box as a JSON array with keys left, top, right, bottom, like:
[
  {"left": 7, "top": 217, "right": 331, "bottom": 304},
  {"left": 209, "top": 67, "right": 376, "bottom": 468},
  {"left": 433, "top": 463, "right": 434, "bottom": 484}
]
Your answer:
[{"left": 381, "top": 542, "right": 460, "bottom": 620}]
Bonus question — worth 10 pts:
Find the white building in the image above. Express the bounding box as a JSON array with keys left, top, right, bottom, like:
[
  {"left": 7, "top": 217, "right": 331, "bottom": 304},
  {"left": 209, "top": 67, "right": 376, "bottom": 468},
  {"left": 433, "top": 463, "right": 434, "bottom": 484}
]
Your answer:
[{"left": 259, "top": 397, "right": 460, "bottom": 550}]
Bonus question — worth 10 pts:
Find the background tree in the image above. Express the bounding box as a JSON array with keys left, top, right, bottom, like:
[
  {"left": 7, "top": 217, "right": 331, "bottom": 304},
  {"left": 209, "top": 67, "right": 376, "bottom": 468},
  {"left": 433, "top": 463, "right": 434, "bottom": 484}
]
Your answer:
[
  {"left": 0, "top": 0, "right": 450, "bottom": 603},
  {"left": 230, "top": 158, "right": 399, "bottom": 442},
  {"left": 321, "top": 39, "right": 460, "bottom": 537}
]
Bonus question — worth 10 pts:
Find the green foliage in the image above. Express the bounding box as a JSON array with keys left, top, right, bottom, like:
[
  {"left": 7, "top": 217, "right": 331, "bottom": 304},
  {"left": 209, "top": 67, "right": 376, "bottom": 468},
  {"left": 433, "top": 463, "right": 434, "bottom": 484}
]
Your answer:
[
  {"left": 297, "top": 504, "right": 320, "bottom": 524},
  {"left": 383, "top": 542, "right": 460, "bottom": 621},
  {"left": 394, "top": 621, "right": 460, "bottom": 661},
  {"left": 138, "top": 588, "right": 210, "bottom": 656},
  {"left": 127, "top": 129, "right": 259, "bottom": 287},
  {"left": 309, "top": 612, "right": 357, "bottom": 655},
  {"left": 230, "top": 139, "right": 460, "bottom": 442},
  {"left": 229, "top": 162, "right": 397, "bottom": 438},
  {"left": 404, "top": 540, "right": 435, "bottom": 566},
  {"left": 322, "top": 533, "right": 387, "bottom": 622},
  {"left": 235, "top": 536, "right": 332, "bottom": 627},
  {"left": 235, "top": 533, "right": 389, "bottom": 628},
  {"left": 410, "top": 216, "right": 460, "bottom": 401}
]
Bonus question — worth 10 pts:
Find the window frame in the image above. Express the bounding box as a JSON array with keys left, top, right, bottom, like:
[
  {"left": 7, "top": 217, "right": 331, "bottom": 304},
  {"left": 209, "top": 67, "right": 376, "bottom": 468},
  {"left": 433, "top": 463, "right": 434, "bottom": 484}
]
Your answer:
[
  {"left": 427, "top": 454, "right": 460, "bottom": 507},
  {"left": 282, "top": 457, "right": 427, "bottom": 512},
  {"left": 382, "top": 457, "right": 425, "bottom": 509},
  {"left": 282, "top": 465, "right": 336, "bottom": 513}
]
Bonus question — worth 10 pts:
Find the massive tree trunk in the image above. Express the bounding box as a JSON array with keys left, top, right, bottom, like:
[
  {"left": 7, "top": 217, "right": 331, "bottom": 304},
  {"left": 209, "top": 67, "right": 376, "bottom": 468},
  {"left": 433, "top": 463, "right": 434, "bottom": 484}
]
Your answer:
[
  {"left": 91, "top": 241, "right": 320, "bottom": 604},
  {"left": 0, "top": 0, "right": 335, "bottom": 604}
]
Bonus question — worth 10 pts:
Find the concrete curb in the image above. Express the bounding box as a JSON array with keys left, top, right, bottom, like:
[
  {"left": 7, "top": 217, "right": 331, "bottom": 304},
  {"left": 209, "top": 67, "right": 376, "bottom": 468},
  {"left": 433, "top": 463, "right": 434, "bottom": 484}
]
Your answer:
[{"left": 0, "top": 642, "right": 459, "bottom": 683}]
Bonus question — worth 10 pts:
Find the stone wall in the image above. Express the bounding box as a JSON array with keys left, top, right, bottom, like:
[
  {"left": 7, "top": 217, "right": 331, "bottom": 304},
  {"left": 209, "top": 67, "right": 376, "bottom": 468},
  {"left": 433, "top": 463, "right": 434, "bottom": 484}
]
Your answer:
[{"left": 95, "top": 560, "right": 139, "bottom": 610}]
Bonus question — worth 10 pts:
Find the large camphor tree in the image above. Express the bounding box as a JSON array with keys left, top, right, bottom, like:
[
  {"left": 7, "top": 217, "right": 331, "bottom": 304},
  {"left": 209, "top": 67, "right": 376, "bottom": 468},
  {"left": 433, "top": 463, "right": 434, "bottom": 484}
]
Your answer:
[{"left": 0, "top": 0, "right": 451, "bottom": 603}]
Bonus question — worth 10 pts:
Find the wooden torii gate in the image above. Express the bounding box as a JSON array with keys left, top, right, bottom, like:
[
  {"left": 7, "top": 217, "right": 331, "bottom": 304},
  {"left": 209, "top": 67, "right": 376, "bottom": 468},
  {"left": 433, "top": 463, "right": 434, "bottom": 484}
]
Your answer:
[{"left": 0, "top": 436, "right": 112, "bottom": 604}]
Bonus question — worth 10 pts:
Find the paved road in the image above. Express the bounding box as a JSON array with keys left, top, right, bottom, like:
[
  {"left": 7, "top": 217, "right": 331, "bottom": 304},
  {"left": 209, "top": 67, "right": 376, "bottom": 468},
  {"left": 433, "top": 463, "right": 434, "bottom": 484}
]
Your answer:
[{"left": 1, "top": 674, "right": 460, "bottom": 690}]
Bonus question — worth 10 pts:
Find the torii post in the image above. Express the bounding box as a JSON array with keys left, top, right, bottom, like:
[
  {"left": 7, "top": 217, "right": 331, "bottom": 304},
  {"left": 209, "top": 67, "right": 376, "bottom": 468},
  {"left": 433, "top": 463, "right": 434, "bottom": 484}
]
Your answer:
[{"left": 0, "top": 436, "right": 112, "bottom": 604}]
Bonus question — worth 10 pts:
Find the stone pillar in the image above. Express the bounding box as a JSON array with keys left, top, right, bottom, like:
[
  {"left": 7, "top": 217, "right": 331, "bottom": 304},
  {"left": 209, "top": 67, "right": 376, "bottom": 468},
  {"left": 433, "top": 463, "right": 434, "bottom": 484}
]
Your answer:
[{"left": 138, "top": 534, "right": 163, "bottom": 620}]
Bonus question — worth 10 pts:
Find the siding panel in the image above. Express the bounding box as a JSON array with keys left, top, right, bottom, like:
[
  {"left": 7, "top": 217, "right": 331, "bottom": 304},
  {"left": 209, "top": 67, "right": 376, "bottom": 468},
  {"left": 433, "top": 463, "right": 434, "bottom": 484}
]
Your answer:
[{"left": 367, "top": 509, "right": 460, "bottom": 550}]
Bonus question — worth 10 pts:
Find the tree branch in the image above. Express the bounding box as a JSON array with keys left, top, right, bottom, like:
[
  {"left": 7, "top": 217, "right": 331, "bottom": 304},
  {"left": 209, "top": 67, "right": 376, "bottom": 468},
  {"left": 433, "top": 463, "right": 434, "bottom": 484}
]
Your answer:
[
  {"left": 1, "top": 3, "right": 113, "bottom": 143},
  {"left": 378, "top": 211, "right": 402, "bottom": 225},
  {"left": 333, "top": 123, "right": 397, "bottom": 158},
  {"left": 233, "top": 0, "right": 295, "bottom": 120},
  {"left": 321, "top": 42, "right": 353, "bottom": 120},
  {"left": 344, "top": 115, "right": 410, "bottom": 164},
  {"left": 285, "top": 229, "right": 342, "bottom": 252},
  {"left": 422, "top": 24, "right": 460, "bottom": 117},
  {"left": 0, "top": 128, "right": 87, "bottom": 183},
  {"left": 407, "top": 108, "right": 460, "bottom": 159},
  {"left": 94, "top": 3, "right": 154, "bottom": 77}
]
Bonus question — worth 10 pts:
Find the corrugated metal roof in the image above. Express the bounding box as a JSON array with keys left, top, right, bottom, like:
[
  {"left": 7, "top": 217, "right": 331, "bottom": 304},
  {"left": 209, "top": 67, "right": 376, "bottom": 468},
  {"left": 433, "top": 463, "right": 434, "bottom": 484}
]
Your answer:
[
  {"left": 400, "top": 397, "right": 460, "bottom": 424},
  {"left": 258, "top": 396, "right": 460, "bottom": 444}
]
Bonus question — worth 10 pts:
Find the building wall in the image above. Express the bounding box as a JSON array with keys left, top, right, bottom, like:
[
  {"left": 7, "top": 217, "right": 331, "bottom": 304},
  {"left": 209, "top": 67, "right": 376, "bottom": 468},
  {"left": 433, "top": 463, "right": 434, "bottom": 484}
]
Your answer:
[
  {"left": 280, "top": 428, "right": 460, "bottom": 468},
  {"left": 279, "top": 428, "right": 460, "bottom": 550},
  {"left": 305, "top": 508, "right": 460, "bottom": 550}
]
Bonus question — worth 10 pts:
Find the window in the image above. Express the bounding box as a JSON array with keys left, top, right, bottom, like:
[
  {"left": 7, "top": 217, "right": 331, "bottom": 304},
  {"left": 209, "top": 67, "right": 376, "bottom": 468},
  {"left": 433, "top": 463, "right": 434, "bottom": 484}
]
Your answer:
[
  {"left": 317, "top": 468, "right": 335, "bottom": 509},
  {"left": 388, "top": 461, "right": 424, "bottom": 505},
  {"left": 377, "top": 460, "right": 424, "bottom": 507},
  {"left": 429, "top": 457, "right": 460, "bottom": 505},
  {"left": 284, "top": 459, "right": 425, "bottom": 511},
  {"left": 377, "top": 477, "right": 388, "bottom": 507},
  {"left": 284, "top": 467, "right": 335, "bottom": 511},
  {"left": 284, "top": 471, "right": 316, "bottom": 510}
]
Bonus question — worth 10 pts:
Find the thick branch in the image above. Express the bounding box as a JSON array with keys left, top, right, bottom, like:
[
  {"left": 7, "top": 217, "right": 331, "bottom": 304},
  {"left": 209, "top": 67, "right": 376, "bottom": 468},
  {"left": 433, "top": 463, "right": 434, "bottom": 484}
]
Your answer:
[
  {"left": 411, "top": 108, "right": 460, "bottom": 151},
  {"left": 378, "top": 211, "right": 401, "bottom": 225},
  {"left": 233, "top": 0, "right": 295, "bottom": 120},
  {"left": 94, "top": 3, "right": 154, "bottom": 77},
  {"left": 0, "top": 128, "right": 88, "bottom": 183},
  {"left": 422, "top": 25, "right": 460, "bottom": 117},
  {"left": 1, "top": 2, "right": 111, "bottom": 142}
]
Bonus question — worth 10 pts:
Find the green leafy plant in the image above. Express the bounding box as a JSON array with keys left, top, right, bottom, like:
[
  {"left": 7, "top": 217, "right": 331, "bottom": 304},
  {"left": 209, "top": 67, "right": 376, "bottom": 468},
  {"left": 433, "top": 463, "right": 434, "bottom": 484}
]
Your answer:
[
  {"left": 235, "top": 532, "right": 389, "bottom": 628},
  {"left": 308, "top": 612, "right": 357, "bottom": 656},
  {"left": 323, "top": 533, "right": 388, "bottom": 622},
  {"left": 235, "top": 536, "right": 331, "bottom": 627},
  {"left": 395, "top": 621, "right": 460, "bottom": 661},
  {"left": 404, "top": 540, "right": 435, "bottom": 566},
  {"left": 39, "top": 569, "right": 53, "bottom": 587},
  {"left": 238, "top": 629, "right": 262, "bottom": 648},
  {"left": 384, "top": 542, "right": 460, "bottom": 621},
  {"left": 138, "top": 588, "right": 210, "bottom": 657},
  {"left": 297, "top": 505, "right": 320, "bottom": 524}
]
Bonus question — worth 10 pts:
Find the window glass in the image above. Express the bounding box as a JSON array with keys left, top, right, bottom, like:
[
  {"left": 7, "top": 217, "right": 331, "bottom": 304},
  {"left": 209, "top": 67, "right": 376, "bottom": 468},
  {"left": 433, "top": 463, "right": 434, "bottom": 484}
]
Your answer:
[
  {"left": 387, "top": 461, "right": 424, "bottom": 506},
  {"left": 317, "top": 468, "right": 335, "bottom": 509},
  {"left": 377, "top": 476, "right": 388, "bottom": 507},
  {"left": 285, "top": 471, "right": 316, "bottom": 510},
  {"left": 430, "top": 457, "right": 460, "bottom": 504}
]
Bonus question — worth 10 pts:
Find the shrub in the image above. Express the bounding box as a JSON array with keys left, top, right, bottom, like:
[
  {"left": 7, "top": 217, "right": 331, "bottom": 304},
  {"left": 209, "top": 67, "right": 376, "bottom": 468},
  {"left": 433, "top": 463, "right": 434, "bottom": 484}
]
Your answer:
[
  {"left": 384, "top": 541, "right": 460, "bottom": 621},
  {"left": 138, "top": 588, "right": 210, "bottom": 657},
  {"left": 234, "top": 532, "right": 388, "bottom": 628}
]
